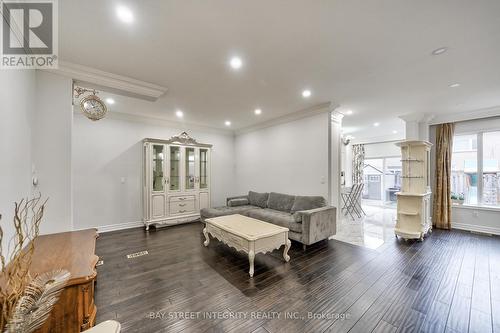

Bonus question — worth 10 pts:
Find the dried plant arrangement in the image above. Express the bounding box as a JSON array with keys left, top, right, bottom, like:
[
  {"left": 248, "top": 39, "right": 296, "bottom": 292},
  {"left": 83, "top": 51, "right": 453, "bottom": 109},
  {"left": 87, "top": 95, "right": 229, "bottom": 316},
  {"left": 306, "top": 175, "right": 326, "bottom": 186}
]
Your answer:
[
  {"left": 0, "top": 195, "right": 48, "bottom": 332},
  {"left": 4, "top": 269, "right": 70, "bottom": 333}
]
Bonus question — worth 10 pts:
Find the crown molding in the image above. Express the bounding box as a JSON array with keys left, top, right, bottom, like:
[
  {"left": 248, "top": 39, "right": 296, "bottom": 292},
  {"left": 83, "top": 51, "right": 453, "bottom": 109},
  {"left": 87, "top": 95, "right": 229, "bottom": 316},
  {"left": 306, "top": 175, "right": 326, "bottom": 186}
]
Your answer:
[
  {"left": 44, "top": 61, "right": 168, "bottom": 101},
  {"left": 73, "top": 110, "right": 234, "bottom": 136},
  {"left": 235, "top": 102, "right": 337, "bottom": 135},
  {"left": 399, "top": 112, "right": 435, "bottom": 123},
  {"left": 429, "top": 106, "right": 500, "bottom": 125}
]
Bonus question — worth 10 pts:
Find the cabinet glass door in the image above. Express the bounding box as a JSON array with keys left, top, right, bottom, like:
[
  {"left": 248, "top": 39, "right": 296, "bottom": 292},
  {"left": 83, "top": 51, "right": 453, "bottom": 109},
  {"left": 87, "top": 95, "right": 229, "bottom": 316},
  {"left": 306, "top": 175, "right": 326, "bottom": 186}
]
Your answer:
[
  {"left": 152, "top": 144, "right": 165, "bottom": 192},
  {"left": 199, "top": 149, "right": 208, "bottom": 189},
  {"left": 185, "top": 147, "right": 196, "bottom": 190},
  {"left": 169, "top": 146, "right": 180, "bottom": 191}
]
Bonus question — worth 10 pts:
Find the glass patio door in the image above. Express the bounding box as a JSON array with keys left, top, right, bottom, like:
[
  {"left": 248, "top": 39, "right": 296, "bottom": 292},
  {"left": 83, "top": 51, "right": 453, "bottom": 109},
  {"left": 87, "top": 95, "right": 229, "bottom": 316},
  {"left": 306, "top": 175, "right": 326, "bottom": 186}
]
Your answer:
[
  {"left": 363, "top": 157, "right": 401, "bottom": 206},
  {"left": 383, "top": 157, "right": 402, "bottom": 206}
]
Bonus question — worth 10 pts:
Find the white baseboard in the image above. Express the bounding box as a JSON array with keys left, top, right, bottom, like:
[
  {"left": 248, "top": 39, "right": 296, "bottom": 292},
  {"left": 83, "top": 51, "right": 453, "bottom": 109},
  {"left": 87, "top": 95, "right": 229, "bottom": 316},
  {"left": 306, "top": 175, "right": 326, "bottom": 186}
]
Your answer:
[
  {"left": 97, "top": 220, "right": 144, "bottom": 233},
  {"left": 452, "top": 222, "right": 500, "bottom": 236}
]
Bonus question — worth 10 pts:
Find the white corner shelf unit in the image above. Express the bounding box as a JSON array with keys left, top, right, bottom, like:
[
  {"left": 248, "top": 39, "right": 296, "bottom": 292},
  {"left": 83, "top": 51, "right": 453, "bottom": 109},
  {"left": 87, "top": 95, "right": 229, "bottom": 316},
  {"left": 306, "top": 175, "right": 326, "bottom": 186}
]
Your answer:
[
  {"left": 395, "top": 140, "right": 433, "bottom": 241},
  {"left": 143, "top": 132, "right": 211, "bottom": 230}
]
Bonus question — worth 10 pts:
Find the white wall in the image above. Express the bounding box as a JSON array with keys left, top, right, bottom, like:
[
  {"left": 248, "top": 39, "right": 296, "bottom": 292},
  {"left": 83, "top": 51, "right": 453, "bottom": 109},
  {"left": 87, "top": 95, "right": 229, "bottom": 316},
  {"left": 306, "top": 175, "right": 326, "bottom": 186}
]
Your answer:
[
  {"left": 234, "top": 112, "right": 330, "bottom": 199},
  {"left": 32, "top": 71, "right": 73, "bottom": 234},
  {"left": 0, "top": 70, "right": 73, "bottom": 257},
  {"left": 341, "top": 142, "right": 353, "bottom": 187},
  {"left": 330, "top": 116, "right": 343, "bottom": 217},
  {"left": 0, "top": 71, "right": 35, "bottom": 258},
  {"left": 452, "top": 206, "right": 500, "bottom": 235},
  {"left": 72, "top": 113, "right": 236, "bottom": 230},
  {"left": 364, "top": 141, "right": 400, "bottom": 159}
]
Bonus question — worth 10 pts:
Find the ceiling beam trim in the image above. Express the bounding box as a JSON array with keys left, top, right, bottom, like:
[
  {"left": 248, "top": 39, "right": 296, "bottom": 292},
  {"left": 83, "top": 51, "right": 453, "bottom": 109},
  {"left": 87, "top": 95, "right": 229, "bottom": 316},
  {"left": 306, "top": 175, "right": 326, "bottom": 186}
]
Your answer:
[
  {"left": 428, "top": 106, "right": 500, "bottom": 125},
  {"left": 44, "top": 61, "right": 168, "bottom": 101}
]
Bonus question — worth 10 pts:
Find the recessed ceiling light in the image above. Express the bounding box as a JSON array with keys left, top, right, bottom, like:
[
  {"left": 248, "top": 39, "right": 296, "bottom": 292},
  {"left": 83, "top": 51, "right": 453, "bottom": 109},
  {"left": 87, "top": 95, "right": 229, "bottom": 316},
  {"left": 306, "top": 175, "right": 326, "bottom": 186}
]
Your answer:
[
  {"left": 392, "top": 130, "right": 398, "bottom": 134},
  {"left": 449, "top": 83, "right": 461, "bottom": 88},
  {"left": 224, "top": 120, "right": 231, "bottom": 126},
  {"left": 116, "top": 5, "right": 134, "bottom": 23},
  {"left": 105, "top": 98, "right": 115, "bottom": 105},
  {"left": 229, "top": 57, "right": 242, "bottom": 70},
  {"left": 254, "top": 108, "right": 262, "bottom": 115},
  {"left": 374, "top": 122, "right": 380, "bottom": 127},
  {"left": 175, "top": 110, "right": 184, "bottom": 118},
  {"left": 345, "top": 110, "right": 353, "bottom": 115},
  {"left": 302, "top": 89, "right": 312, "bottom": 98},
  {"left": 431, "top": 47, "right": 448, "bottom": 56}
]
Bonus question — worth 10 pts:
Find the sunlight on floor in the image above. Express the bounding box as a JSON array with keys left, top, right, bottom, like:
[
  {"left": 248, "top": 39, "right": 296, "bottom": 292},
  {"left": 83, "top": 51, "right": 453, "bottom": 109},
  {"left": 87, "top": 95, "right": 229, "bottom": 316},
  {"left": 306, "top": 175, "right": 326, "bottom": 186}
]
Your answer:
[{"left": 331, "top": 203, "right": 396, "bottom": 250}]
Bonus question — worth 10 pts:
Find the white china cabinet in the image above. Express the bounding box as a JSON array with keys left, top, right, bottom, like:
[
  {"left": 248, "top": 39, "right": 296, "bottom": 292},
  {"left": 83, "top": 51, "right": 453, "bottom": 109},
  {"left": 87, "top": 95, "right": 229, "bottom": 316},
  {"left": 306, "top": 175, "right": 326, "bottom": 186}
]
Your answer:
[
  {"left": 395, "top": 140, "right": 433, "bottom": 241},
  {"left": 143, "top": 132, "right": 211, "bottom": 230}
]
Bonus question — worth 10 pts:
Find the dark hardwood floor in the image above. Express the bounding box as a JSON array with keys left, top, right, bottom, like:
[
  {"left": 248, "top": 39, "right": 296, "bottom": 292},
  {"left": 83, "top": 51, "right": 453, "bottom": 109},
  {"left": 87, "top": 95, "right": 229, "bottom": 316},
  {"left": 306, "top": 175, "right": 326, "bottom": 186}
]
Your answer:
[{"left": 95, "top": 222, "right": 500, "bottom": 333}]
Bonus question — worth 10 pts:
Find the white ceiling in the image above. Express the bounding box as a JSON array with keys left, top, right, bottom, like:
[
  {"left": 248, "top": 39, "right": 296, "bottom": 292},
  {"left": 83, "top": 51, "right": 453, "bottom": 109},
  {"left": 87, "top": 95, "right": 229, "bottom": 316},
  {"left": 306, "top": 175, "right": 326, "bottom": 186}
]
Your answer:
[{"left": 60, "top": 0, "right": 500, "bottom": 133}]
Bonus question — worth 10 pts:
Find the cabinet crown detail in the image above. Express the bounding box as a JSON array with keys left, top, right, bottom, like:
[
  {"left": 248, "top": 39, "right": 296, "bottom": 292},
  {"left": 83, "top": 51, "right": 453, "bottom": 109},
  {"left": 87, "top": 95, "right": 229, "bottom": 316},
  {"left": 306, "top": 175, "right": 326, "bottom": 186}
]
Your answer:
[{"left": 144, "top": 132, "right": 212, "bottom": 148}]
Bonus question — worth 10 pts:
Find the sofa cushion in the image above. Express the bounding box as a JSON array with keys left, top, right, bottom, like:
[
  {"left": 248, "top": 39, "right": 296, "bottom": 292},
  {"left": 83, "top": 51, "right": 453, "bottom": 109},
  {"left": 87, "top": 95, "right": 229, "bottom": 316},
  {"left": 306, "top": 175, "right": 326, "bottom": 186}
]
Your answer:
[
  {"left": 267, "top": 192, "right": 296, "bottom": 212},
  {"left": 228, "top": 198, "right": 249, "bottom": 207},
  {"left": 248, "top": 191, "right": 269, "bottom": 208},
  {"left": 246, "top": 208, "right": 302, "bottom": 233},
  {"left": 290, "top": 195, "right": 327, "bottom": 213},
  {"left": 200, "top": 205, "right": 259, "bottom": 219}
]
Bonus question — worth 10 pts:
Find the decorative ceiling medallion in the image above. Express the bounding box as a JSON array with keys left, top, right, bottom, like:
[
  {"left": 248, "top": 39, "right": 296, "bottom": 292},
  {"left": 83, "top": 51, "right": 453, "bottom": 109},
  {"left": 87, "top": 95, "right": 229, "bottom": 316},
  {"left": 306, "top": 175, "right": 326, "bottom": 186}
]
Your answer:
[
  {"left": 74, "top": 86, "right": 108, "bottom": 121},
  {"left": 168, "top": 131, "right": 199, "bottom": 145}
]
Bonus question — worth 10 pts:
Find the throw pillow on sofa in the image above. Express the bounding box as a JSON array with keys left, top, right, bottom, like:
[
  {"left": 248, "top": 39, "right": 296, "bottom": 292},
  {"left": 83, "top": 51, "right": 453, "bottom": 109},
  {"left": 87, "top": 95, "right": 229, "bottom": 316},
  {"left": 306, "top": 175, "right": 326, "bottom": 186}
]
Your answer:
[
  {"left": 267, "top": 192, "right": 296, "bottom": 212},
  {"left": 248, "top": 191, "right": 269, "bottom": 208},
  {"left": 290, "top": 196, "right": 326, "bottom": 213},
  {"left": 228, "top": 198, "right": 249, "bottom": 207}
]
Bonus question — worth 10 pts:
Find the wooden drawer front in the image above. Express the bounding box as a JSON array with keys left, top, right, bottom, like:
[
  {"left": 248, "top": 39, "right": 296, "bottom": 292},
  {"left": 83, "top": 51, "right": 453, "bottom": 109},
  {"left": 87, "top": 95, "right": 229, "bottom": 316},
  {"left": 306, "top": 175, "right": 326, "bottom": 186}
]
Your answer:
[
  {"left": 255, "top": 233, "right": 286, "bottom": 253},
  {"left": 208, "top": 226, "right": 248, "bottom": 251},
  {"left": 170, "top": 195, "right": 196, "bottom": 203},
  {"left": 223, "top": 231, "right": 247, "bottom": 250},
  {"left": 170, "top": 200, "right": 195, "bottom": 214}
]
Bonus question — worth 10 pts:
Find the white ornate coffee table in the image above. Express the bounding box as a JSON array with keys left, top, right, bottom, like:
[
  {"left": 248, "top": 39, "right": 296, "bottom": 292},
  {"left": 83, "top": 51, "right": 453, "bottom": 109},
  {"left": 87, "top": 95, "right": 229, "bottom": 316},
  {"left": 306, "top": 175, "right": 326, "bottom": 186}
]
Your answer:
[{"left": 203, "top": 214, "right": 291, "bottom": 277}]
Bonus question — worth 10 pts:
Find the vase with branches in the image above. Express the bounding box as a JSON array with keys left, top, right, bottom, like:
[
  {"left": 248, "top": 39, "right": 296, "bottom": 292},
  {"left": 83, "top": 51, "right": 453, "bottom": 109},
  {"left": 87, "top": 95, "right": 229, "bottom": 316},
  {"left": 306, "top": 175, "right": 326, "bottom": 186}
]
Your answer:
[{"left": 0, "top": 195, "right": 70, "bottom": 333}]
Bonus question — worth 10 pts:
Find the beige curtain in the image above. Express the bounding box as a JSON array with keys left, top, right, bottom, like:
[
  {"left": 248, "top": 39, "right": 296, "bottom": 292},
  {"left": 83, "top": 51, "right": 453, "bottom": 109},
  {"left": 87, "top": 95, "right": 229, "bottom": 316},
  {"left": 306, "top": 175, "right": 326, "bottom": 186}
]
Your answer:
[{"left": 433, "top": 123, "right": 455, "bottom": 229}]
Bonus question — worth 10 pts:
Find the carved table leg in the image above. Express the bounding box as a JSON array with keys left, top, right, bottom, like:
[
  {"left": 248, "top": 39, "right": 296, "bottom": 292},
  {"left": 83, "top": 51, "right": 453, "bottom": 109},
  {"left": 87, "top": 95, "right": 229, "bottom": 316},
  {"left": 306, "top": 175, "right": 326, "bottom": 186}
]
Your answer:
[
  {"left": 248, "top": 250, "right": 255, "bottom": 277},
  {"left": 283, "top": 238, "right": 291, "bottom": 262},
  {"left": 203, "top": 227, "right": 210, "bottom": 246}
]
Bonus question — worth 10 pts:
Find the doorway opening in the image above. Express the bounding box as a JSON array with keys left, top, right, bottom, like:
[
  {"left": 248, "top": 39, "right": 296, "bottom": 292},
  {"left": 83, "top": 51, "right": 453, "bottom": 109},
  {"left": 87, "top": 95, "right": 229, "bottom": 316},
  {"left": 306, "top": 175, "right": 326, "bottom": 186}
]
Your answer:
[{"left": 362, "top": 157, "right": 401, "bottom": 208}]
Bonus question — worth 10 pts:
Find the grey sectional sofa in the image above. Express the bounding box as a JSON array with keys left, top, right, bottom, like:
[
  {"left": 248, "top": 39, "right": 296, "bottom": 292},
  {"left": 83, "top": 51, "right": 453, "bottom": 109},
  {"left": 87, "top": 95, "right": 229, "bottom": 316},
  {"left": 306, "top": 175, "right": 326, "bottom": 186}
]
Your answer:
[{"left": 200, "top": 191, "right": 336, "bottom": 248}]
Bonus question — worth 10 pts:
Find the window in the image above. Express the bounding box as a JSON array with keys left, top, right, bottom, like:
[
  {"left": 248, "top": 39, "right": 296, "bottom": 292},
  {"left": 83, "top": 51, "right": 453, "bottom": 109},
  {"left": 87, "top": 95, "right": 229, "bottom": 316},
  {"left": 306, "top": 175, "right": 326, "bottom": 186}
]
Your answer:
[
  {"left": 453, "top": 135, "right": 477, "bottom": 152},
  {"left": 482, "top": 131, "right": 500, "bottom": 206},
  {"left": 451, "top": 134, "right": 478, "bottom": 204},
  {"left": 451, "top": 131, "right": 500, "bottom": 207}
]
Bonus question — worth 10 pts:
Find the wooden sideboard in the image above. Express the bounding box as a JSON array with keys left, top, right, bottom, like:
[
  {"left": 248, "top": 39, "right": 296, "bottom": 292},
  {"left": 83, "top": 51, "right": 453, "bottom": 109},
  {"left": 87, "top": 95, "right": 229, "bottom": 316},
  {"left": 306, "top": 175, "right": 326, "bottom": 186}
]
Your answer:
[{"left": 28, "top": 229, "right": 99, "bottom": 332}]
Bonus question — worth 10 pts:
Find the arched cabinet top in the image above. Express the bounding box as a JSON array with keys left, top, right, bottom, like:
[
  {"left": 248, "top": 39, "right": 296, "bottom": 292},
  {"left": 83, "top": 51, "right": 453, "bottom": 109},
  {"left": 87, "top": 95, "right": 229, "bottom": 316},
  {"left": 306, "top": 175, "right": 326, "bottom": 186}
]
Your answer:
[{"left": 144, "top": 131, "right": 212, "bottom": 148}]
